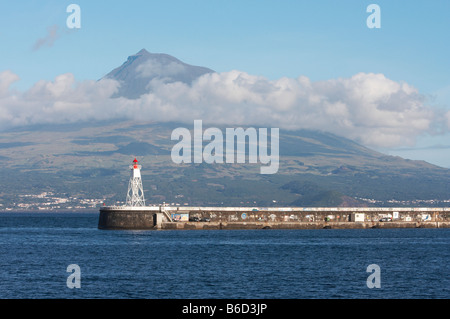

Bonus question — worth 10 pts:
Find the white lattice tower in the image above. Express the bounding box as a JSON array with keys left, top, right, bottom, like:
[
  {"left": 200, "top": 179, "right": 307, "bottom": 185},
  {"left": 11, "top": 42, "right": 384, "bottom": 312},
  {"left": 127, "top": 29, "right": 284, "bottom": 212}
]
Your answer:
[{"left": 125, "top": 158, "right": 146, "bottom": 207}]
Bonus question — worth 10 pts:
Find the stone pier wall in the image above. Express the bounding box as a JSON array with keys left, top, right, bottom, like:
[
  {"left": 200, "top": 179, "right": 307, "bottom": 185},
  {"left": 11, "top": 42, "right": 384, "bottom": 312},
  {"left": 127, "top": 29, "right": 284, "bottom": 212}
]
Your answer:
[
  {"left": 98, "top": 210, "right": 156, "bottom": 230},
  {"left": 182, "top": 209, "right": 448, "bottom": 223},
  {"left": 98, "top": 206, "right": 450, "bottom": 230}
]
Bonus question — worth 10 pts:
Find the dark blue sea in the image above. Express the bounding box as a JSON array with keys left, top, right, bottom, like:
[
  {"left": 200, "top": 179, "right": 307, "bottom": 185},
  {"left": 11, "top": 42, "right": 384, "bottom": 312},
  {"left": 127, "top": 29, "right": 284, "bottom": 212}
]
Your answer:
[{"left": 0, "top": 212, "right": 448, "bottom": 299}]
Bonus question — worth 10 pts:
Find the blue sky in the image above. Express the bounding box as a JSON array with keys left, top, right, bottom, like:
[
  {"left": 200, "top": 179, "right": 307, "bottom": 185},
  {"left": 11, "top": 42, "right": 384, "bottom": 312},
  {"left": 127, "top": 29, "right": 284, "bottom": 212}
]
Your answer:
[{"left": 1, "top": 0, "right": 450, "bottom": 166}]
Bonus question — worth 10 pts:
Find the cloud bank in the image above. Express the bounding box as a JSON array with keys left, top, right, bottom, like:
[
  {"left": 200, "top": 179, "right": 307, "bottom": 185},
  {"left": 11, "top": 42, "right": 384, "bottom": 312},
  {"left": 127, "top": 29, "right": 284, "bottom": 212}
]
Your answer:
[{"left": 0, "top": 69, "right": 444, "bottom": 148}]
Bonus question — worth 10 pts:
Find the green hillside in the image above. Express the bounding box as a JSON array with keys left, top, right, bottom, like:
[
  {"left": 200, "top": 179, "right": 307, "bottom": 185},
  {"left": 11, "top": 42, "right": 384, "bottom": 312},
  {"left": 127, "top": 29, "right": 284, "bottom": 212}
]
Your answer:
[{"left": 0, "top": 120, "right": 449, "bottom": 210}]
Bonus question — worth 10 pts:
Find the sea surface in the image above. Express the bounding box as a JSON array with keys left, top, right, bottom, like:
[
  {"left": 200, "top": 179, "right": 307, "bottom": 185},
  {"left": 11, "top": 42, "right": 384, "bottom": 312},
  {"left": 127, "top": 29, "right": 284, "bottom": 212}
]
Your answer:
[{"left": 0, "top": 212, "right": 448, "bottom": 299}]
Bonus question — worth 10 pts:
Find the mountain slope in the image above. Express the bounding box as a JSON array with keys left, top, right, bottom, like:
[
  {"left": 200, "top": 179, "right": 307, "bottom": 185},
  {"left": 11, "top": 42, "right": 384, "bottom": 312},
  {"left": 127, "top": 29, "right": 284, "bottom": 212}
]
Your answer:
[{"left": 0, "top": 120, "right": 449, "bottom": 209}]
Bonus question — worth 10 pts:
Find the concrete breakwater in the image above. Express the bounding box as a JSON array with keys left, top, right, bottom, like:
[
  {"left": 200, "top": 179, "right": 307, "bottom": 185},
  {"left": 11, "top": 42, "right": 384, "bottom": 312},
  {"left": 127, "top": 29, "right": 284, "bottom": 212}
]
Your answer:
[{"left": 98, "top": 206, "right": 450, "bottom": 230}]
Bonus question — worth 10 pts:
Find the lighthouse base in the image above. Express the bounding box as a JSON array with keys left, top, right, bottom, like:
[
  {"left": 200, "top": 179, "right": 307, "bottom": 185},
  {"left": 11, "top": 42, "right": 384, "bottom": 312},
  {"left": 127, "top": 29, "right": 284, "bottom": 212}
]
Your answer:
[{"left": 98, "top": 206, "right": 160, "bottom": 230}]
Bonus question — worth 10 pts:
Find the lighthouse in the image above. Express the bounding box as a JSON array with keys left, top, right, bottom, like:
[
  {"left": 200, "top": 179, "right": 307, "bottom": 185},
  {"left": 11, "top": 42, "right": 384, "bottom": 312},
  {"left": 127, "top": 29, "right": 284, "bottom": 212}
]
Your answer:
[
  {"left": 98, "top": 158, "right": 162, "bottom": 229},
  {"left": 125, "top": 158, "right": 146, "bottom": 207}
]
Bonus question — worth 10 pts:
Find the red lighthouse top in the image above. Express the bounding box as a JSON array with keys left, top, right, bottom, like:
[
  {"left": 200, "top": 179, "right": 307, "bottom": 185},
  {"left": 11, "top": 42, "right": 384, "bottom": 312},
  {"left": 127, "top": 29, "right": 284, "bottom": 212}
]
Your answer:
[
  {"left": 133, "top": 158, "right": 138, "bottom": 163},
  {"left": 133, "top": 158, "right": 138, "bottom": 169}
]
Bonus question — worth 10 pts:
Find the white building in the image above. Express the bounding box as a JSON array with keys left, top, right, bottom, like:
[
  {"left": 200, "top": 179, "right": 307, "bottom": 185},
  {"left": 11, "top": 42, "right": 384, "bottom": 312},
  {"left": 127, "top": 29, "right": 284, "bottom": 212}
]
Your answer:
[{"left": 350, "top": 213, "right": 365, "bottom": 222}]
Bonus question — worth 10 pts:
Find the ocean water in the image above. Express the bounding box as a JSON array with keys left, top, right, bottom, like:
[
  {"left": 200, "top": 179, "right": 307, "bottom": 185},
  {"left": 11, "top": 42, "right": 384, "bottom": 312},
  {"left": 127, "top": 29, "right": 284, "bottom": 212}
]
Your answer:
[{"left": 0, "top": 212, "right": 448, "bottom": 299}]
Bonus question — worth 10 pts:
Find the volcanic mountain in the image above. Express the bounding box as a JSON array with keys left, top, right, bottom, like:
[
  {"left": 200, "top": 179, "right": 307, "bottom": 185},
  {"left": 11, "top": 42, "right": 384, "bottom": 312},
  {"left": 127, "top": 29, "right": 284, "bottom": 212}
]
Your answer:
[
  {"left": 102, "top": 49, "right": 215, "bottom": 99},
  {"left": 0, "top": 50, "right": 449, "bottom": 209}
]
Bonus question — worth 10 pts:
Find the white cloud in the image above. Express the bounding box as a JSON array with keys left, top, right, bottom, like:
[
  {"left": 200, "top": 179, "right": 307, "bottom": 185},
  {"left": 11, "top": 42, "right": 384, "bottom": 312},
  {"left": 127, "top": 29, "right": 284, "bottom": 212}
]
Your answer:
[
  {"left": 446, "top": 111, "right": 450, "bottom": 130},
  {"left": 32, "top": 25, "right": 61, "bottom": 51},
  {"left": 0, "top": 71, "right": 119, "bottom": 126},
  {"left": 0, "top": 70, "right": 20, "bottom": 97},
  {"left": 136, "top": 60, "right": 186, "bottom": 78},
  {"left": 0, "top": 69, "right": 442, "bottom": 148}
]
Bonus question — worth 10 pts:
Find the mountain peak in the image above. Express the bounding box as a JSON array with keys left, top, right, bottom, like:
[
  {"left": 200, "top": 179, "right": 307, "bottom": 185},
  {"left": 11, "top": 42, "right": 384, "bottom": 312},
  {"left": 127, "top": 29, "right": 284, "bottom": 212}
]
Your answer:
[
  {"left": 103, "top": 49, "right": 215, "bottom": 99},
  {"left": 136, "top": 48, "right": 150, "bottom": 55}
]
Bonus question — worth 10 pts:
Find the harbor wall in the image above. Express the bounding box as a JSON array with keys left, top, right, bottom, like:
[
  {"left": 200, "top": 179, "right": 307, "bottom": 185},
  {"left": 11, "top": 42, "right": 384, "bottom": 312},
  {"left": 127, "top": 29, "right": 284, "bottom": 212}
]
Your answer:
[
  {"left": 98, "top": 206, "right": 450, "bottom": 230},
  {"left": 160, "top": 221, "right": 450, "bottom": 230},
  {"left": 98, "top": 209, "right": 157, "bottom": 230}
]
